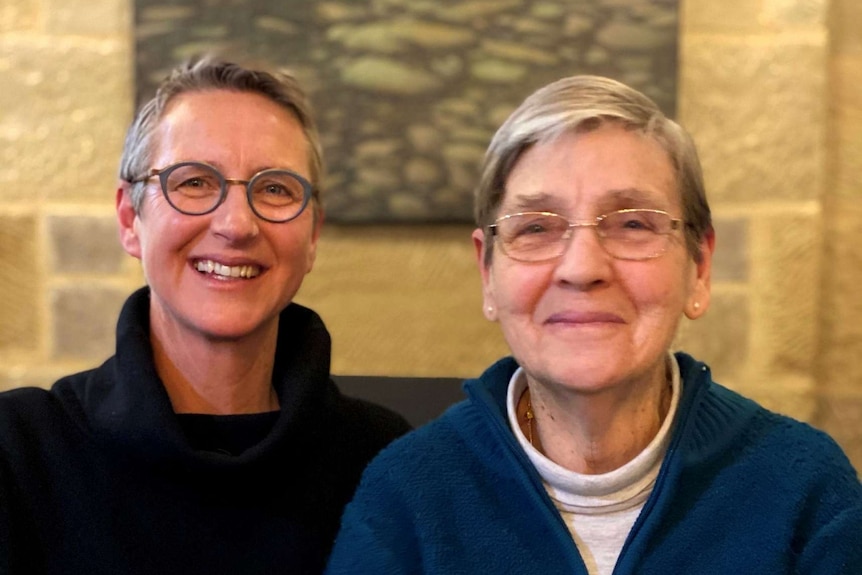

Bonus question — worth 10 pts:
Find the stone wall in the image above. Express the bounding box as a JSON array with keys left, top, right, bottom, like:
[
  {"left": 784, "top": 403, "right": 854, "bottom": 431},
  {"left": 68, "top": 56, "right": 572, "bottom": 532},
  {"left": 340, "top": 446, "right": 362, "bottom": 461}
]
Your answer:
[
  {"left": 1, "top": 0, "right": 859, "bottom": 469},
  {"left": 818, "top": 0, "right": 862, "bottom": 470},
  {"left": 0, "top": 0, "right": 140, "bottom": 388}
]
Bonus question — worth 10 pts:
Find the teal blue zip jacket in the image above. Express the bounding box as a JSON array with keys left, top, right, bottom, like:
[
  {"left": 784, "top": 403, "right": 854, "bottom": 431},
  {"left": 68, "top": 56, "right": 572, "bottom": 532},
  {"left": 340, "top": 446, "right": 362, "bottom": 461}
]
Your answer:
[{"left": 327, "top": 353, "right": 862, "bottom": 574}]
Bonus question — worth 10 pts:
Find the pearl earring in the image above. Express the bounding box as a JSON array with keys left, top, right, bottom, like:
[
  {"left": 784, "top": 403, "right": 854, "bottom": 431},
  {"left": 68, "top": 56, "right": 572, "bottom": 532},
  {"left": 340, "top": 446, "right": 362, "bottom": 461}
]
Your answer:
[{"left": 693, "top": 302, "right": 700, "bottom": 310}]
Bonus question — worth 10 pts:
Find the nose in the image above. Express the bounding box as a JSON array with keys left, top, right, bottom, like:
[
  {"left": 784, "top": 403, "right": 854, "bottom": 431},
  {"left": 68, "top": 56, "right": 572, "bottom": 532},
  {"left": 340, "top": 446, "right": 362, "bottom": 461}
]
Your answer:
[
  {"left": 551, "top": 223, "right": 613, "bottom": 288},
  {"left": 209, "top": 182, "right": 259, "bottom": 242}
]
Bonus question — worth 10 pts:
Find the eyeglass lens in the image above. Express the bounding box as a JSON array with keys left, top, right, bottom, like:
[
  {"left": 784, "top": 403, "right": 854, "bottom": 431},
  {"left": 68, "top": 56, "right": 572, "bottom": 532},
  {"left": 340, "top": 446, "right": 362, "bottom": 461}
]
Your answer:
[
  {"left": 496, "top": 211, "right": 675, "bottom": 261},
  {"left": 160, "top": 163, "right": 308, "bottom": 222}
]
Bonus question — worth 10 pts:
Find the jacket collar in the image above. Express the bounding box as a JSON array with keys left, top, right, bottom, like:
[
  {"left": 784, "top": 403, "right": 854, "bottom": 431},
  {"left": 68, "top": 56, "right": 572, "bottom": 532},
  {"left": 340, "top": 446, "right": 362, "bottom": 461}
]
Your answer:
[{"left": 65, "top": 286, "right": 336, "bottom": 469}]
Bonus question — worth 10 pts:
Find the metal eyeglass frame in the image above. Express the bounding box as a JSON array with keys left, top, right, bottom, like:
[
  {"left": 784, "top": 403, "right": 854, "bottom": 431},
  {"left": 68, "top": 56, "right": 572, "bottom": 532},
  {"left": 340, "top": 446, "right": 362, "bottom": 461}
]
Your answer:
[{"left": 488, "top": 209, "right": 684, "bottom": 262}]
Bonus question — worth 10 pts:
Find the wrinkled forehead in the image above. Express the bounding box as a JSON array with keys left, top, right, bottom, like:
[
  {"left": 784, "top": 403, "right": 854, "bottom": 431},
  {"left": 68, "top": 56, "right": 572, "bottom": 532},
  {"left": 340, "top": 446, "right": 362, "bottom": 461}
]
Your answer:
[{"left": 498, "top": 124, "right": 680, "bottom": 215}]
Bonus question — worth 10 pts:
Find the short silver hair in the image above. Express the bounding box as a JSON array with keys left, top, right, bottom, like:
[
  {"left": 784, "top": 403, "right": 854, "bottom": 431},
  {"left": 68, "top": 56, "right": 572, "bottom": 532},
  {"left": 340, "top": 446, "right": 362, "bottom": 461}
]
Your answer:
[
  {"left": 119, "top": 55, "right": 324, "bottom": 217},
  {"left": 475, "top": 75, "right": 711, "bottom": 265}
]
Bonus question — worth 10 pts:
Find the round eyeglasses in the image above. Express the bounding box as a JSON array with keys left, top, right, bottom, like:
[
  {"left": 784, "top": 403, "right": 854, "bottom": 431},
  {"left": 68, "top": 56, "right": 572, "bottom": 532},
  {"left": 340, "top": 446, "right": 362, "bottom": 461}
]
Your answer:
[
  {"left": 488, "top": 209, "right": 684, "bottom": 263},
  {"left": 130, "top": 162, "right": 314, "bottom": 223}
]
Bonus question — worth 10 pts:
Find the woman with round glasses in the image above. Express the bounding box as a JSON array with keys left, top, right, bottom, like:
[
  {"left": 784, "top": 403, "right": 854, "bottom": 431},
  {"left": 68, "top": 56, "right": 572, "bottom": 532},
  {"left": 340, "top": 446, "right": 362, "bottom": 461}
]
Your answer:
[
  {"left": 326, "top": 76, "right": 862, "bottom": 574},
  {"left": 0, "top": 57, "right": 410, "bottom": 574}
]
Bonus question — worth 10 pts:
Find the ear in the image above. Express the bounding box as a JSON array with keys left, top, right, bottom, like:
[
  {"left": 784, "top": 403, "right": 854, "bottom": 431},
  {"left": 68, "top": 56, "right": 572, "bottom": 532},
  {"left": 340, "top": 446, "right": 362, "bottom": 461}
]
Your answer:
[
  {"left": 304, "top": 206, "right": 324, "bottom": 274},
  {"left": 472, "top": 228, "right": 498, "bottom": 321},
  {"left": 116, "top": 183, "right": 142, "bottom": 260},
  {"left": 684, "top": 226, "right": 715, "bottom": 320}
]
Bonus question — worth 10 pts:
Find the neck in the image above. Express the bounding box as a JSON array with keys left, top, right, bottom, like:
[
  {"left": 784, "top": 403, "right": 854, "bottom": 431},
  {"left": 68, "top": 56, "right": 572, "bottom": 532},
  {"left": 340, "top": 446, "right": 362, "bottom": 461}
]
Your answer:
[
  {"left": 151, "top": 319, "right": 280, "bottom": 415},
  {"left": 520, "top": 365, "right": 671, "bottom": 474}
]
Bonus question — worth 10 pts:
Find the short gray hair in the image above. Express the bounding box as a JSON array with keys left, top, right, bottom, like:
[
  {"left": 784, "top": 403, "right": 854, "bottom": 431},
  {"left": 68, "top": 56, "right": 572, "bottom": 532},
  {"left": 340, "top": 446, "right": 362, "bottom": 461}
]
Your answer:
[
  {"left": 119, "top": 55, "right": 324, "bottom": 216},
  {"left": 475, "top": 75, "right": 711, "bottom": 265}
]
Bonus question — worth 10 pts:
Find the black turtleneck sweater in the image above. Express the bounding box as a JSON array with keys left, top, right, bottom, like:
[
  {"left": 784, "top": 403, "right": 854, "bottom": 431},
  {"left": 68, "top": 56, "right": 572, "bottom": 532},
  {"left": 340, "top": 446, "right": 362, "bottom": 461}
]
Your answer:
[{"left": 0, "top": 287, "right": 411, "bottom": 574}]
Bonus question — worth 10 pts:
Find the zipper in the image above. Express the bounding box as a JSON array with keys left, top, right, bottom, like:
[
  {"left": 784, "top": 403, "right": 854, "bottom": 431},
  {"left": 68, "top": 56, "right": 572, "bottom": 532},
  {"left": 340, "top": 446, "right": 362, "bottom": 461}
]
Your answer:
[
  {"left": 466, "top": 378, "right": 592, "bottom": 575},
  {"left": 610, "top": 360, "right": 710, "bottom": 574}
]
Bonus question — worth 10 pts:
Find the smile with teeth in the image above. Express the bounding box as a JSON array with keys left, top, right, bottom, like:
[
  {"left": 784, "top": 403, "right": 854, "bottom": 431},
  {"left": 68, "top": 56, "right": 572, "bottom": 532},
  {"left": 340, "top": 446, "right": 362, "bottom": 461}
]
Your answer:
[{"left": 194, "top": 259, "right": 261, "bottom": 279}]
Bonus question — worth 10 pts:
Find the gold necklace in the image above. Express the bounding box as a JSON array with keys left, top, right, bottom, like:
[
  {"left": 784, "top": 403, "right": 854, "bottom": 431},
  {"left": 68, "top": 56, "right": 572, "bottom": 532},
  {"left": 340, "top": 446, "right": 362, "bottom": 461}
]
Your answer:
[
  {"left": 521, "top": 378, "right": 672, "bottom": 457},
  {"left": 523, "top": 388, "right": 535, "bottom": 446}
]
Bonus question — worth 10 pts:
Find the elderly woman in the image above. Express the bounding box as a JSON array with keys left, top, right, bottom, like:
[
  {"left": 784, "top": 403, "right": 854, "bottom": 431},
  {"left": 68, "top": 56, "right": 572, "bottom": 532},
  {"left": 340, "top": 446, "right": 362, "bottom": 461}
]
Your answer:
[
  {"left": 0, "top": 57, "right": 409, "bottom": 574},
  {"left": 326, "top": 76, "right": 862, "bottom": 574}
]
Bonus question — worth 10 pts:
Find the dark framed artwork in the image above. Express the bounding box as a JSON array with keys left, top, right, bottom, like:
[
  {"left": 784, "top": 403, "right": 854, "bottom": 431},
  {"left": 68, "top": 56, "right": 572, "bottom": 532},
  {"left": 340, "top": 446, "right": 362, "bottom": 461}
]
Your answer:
[{"left": 134, "top": 1, "right": 679, "bottom": 223}]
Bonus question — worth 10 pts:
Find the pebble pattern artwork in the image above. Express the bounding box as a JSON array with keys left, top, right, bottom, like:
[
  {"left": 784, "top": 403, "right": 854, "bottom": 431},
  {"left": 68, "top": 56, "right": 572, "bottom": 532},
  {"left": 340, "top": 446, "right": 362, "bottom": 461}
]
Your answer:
[{"left": 134, "top": 0, "right": 678, "bottom": 223}]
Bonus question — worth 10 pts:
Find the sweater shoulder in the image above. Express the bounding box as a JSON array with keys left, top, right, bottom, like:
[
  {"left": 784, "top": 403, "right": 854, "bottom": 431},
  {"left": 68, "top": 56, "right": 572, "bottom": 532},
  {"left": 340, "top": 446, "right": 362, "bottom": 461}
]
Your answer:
[
  {"left": 355, "top": 398, "right": 492, "bottom": 485},
  {"left": 0, "top": 383, "right": 84, "bottom": 455},
  {"left": 678, "top": 375, "right": 860, "bottom": 489},
  {"left": 0, "top": 386, "right": 57, "bottom": 419},
  {"left": 695, "top": 380, "right": 847, "bottom": 452},
  {"left": 0, "top": 364, "right": 116, "bottom": 448},
  {"left": 0, "top": 374, "right": 86, "bottom": 421},
  {"left": 358, "top": 361, "right": 519, "bottom": 479}
]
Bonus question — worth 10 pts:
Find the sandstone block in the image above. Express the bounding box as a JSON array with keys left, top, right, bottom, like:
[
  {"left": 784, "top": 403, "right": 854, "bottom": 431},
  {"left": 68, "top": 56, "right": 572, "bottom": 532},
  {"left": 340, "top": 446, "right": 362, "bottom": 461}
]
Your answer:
[
  {"left": 676, "top": 290, "right": 750, "bottom": 382},
  {"left": 45, "top": 0, "right": 130, "bottom": 36},
  {"left": 298, "top": 226, "right": 506, "bottom": 376},
  {"left": 48, "top": 213, "right": 126, "bottom": 274},
  {"left": 0, "top": 36, "right": 131, "bottom": 203},
  {"left": 819, "top": 197, "right": 862, "bottom": 392},
  {"left": 830, "top": 0, "right": 862, "bottom": 53},
  {"left": 681, "top": 36, "right": 827, "bottom": 203},
  {"left": 682, "top": 1, "right": 766, "bottom": 34},
  {"left": 749, "top": 211, "right": 820, "bottom": 376},
  {"left": 52, "top": 284, "right": 126, "bottom": 360},
  {"left": 0, "top": 213, "right": 39, "bottom": 351},
  {"left": 832, "top": 55, "right": 862, "bottom": 199},
  {"left": 762, "top": 0, "right": 826, "bottom": 27},
  {"left": 0, "top": 0, "right": 38, "bottom": 32},
  {"left": 711, "top": 215, "right": 749, "bottom": 282}
]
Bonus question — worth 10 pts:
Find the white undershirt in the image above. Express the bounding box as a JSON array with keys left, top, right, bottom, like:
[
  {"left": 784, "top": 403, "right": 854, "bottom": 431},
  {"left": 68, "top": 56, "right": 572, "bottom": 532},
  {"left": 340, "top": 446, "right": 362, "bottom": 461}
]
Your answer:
[{"left": 506, "top": 354, "right": 682, "bottom": 575}]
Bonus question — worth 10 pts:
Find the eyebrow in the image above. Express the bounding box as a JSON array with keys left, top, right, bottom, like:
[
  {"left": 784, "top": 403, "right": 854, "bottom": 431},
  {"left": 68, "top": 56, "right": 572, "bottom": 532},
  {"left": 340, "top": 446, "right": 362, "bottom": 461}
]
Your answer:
[
  {"left": 506, "top": 192, "right": 567, "bottom": 213},
  {"left": 503, "top": 187, "right": 671, "bottom": 215},
  {"left": 603, "top": 187, "right": 670, "bottom": 210},
  {"left": 170, "top": 161, "right": 293, "bottom": 177}
]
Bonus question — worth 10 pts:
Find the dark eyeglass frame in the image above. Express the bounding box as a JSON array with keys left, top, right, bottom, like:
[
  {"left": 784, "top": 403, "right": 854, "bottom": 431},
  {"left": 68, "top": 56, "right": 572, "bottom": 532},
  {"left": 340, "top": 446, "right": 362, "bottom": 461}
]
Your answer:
[
  {"left": 129, "top": 161, "right": 314, "bottom": 223},
  {"left": 488, "top": 209, "right": 684, "bottom": 263}
]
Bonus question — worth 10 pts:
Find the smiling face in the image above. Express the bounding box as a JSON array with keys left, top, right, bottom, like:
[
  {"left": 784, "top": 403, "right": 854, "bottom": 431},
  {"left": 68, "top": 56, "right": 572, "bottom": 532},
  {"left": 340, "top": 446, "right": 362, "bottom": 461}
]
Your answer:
[
  {"left": 117, "top": 89, "right": 320, "bottom": 343},
  {"left": 473, "top": 121, "right": 713, "bottom": 396}
]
